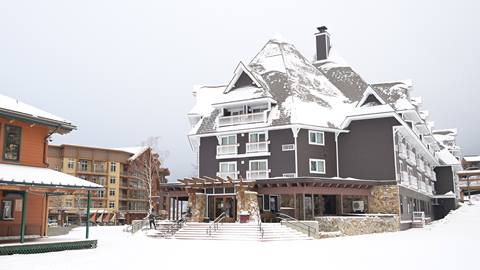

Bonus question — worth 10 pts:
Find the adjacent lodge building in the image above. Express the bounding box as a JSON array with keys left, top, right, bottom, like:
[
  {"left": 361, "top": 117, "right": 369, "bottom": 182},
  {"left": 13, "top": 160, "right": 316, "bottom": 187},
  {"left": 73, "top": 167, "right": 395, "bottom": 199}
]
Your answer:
[
  {"left": 161, "top": 26, "right": 462, "bottom": 231},
  {"left": 47, "top": 144, "right": 169, "bottom": 225},
  {"left": 0, "top": 94, "right": 102, "bottom": 244}
]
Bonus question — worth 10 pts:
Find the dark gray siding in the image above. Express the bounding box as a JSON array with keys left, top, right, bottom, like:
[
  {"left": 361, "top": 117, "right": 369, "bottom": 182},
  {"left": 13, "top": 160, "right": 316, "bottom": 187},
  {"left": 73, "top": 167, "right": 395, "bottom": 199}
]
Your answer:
[
  {"left": 198, "top": 129, "right": 295, "bottom": 179},
  {"left": 434, "top": 166, "right": 454, "bottom": 195},
  {"left": 199, "top": 136, "right": 218, "bottom": 178},
  {"left": 297, "top": 129, "right": 337, "bottom": 177},
  {"left": 338, "top": 117, "right": 399, "bottom": 180}
]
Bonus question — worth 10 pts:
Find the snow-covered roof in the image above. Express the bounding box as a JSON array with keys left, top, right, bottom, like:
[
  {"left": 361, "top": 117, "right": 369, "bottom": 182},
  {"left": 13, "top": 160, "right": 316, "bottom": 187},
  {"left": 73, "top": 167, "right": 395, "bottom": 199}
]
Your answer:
[
  {"left": 0, "top": 163, "right": 103, "bottom": 189},
  {"left": 437, "top": 149, "right": 460, "bottom": 166},
  {"left": 191, "top": 39, "right": 358, "bottom": 134},
  {"left": 463, "top": 156, "right": 480, "bottom": 162},
  {"left": 0, "top": 93, "right": 76, "bottom": 134},
  {"left": 112, "top": 146, "right": 149, "bottom": 161},
  {"left": 370, "top": 80, "right": 414, "bottom": 110}
]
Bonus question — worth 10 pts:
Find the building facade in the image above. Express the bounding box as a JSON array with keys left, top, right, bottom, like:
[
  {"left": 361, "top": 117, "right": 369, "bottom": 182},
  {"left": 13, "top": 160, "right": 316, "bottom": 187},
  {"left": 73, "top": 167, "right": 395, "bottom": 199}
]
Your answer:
[
  {"left": 48, "top": 144, "right": 169, "bottom": 224},
  {"left": 161, "top": 26, "right": 461, "bottom": 230},
  {"left": 0, "top": 94, "right": 102, "bottom": 242}
]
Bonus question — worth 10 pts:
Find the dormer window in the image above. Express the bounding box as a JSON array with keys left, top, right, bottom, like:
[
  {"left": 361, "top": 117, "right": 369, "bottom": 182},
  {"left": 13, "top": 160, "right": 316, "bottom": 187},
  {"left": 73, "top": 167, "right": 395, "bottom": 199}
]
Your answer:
[{"left": 218, "top": 103, "right": 270, "bottom": 127}]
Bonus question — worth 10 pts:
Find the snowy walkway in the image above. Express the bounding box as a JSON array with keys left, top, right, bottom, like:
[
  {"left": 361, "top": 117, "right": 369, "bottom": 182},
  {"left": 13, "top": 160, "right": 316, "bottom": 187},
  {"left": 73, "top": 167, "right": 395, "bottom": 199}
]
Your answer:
[{"left": 2, "top": 204, "right": 479, "bottom": 270}]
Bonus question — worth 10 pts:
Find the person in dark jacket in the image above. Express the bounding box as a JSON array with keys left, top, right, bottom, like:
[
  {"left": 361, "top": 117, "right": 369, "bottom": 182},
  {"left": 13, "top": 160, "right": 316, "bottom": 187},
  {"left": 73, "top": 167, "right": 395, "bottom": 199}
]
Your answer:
[{"left": 148, "top": 209, "right": 156, "bottom": 230}]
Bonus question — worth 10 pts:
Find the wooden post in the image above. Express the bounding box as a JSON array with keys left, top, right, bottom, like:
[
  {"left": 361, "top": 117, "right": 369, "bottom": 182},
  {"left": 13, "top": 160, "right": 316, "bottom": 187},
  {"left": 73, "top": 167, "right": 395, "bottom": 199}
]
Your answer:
[
  {"left": 86, "top": 190, "right": 91, "bottom": 239},
  {"left": 20, "top": 191, "right": 27, "bottom": 243},
  {"left": 340, "top": 194, "right": 344, "bottom": 215}
]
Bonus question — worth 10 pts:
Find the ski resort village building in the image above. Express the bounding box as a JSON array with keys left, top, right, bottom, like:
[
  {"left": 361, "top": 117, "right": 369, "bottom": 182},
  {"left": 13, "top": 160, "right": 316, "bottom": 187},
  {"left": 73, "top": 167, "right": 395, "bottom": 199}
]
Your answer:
[
  {"left": 161, "top": 26, "right": 462, "bottom": 232},
  {"left": 47, "top": 144, "right": 170, "bottom": 225},
  {"left": 0, "top": 94, "right": 102, "bottom": 247}
]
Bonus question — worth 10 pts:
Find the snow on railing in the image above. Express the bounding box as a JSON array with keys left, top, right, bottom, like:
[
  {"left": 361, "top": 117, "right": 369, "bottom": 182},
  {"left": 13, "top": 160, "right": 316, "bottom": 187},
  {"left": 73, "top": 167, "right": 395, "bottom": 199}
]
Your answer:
[
  {"left": 407, "top": 151, "right": 417, "bottom": 166},
  {"left": 417, "top": 159, "right": 424, "bottom": 172},
  {"left": 246, "top": 141, "right": 269, "bottom": 153},
  {"left": 398, "top": 144, "right": 408, "bottom": 159},
  {"left": 217, "top": 144, "right": 238, "bottom": 156},
  {"left": 218, "top": 111, "right": 267, "bottom": 127},
  {"left": 410, "top": 175, "right": 418, "bottom": 189},
  {"left": 216, "top": 172, "right": 238, "bottom": 180},
  {"left": 246, "top": 170, "right": 269, "bottom": 180},
  {"left": 401, "top": 172, "right": 409, "bottom": 185}
]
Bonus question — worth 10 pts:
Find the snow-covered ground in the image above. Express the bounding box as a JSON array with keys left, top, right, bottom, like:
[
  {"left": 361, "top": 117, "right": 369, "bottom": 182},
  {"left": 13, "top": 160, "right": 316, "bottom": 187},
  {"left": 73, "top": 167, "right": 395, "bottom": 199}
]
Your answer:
[{"left": 2, "top": 203, "right": 479, "bottom": 270}]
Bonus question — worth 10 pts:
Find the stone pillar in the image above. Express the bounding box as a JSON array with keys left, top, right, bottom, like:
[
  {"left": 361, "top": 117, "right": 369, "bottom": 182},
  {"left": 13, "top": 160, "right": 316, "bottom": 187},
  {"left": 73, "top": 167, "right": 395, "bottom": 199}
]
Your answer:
[
  {"left": 368, "top": 185, "right": 401, "bottom": 215},
  {"left": 188, "top": 193, "right": 206, "bottom": 222},
  {"left": 236, "top": 187, "right": 259, "bottom": 222}
]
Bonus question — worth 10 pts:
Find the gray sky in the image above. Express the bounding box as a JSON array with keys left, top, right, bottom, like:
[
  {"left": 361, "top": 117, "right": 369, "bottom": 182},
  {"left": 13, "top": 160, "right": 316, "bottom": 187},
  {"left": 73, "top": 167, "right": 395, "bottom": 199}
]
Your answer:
[{"left": 1, "top": 0, "right": 479, "bottom": 181}]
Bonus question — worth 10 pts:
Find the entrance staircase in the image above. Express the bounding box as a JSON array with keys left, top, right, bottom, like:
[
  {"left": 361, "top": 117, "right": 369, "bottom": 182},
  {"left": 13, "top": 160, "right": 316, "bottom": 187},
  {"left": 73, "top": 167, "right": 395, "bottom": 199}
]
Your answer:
[{"left": 174, "top": 222, "right": 312, "bottom": 241}]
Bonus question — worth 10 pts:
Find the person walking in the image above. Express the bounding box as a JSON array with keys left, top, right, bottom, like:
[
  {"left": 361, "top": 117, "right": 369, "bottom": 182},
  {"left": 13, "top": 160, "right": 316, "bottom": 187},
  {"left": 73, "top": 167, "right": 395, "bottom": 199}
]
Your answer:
[{"left": 148, "top": 209, "right": 156, "bottom": 230}]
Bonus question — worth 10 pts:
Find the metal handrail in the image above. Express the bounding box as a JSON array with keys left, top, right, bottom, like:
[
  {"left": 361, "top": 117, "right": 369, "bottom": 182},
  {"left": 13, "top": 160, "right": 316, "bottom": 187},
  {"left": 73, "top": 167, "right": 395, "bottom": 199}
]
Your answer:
[
  {"left": 276, "top": 213, "right": 316, "bottom": 237},
  {"left": 256, "top": 211, "right": 264, "bottom": 239},
  {"left": 206, "top": 212, "right": 226, "bottom": 236}
]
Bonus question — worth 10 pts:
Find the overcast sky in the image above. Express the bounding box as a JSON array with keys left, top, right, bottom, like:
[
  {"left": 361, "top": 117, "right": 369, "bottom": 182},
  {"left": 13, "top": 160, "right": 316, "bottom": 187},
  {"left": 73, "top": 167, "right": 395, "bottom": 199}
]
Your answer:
[{"left": 1, "top": 0, "right": 479, "bottom": 181}]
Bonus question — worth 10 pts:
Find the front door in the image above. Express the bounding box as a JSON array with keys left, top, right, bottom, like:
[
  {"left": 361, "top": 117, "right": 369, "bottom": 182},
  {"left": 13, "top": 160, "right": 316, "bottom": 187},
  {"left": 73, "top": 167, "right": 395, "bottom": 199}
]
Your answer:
[{"left": 208, "top": 196, "right": 236, "bottom": 221}]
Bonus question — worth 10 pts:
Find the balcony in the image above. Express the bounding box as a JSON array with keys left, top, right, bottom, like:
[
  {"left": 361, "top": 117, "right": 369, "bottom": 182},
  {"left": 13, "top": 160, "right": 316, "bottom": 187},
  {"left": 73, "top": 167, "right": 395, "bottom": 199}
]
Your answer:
[
  {"left": 217, "top": 144, "right": 238, "bottom": 156},
  {"left": 419, "top": 181, "right": 426, "bottom": 191},
  {"left": 216, "top": 171, "right": 238, "bottom": 180},
  {"left": 410, "top": 176, "right": 418, "bottom": 189},
  {"left": 417, "top": 160, "right": 425, "bottom": 172},
  {"left": 407, "top": 151, "right": 417, "bottom": 166},
  {"left": 218, "top": 111, "right": 267, "bottom": 127},
  {"left": 398, "top": 144, "right": 408, "bottom": 159},
  {"left": 401, "top": 171, "right": 409, "bottom": 185},
  {"left": 246, "top": 170, "right": 269, "bottom": 180},
  {"left": 246, "top": 141, "right": 269, "bottom": 153}
]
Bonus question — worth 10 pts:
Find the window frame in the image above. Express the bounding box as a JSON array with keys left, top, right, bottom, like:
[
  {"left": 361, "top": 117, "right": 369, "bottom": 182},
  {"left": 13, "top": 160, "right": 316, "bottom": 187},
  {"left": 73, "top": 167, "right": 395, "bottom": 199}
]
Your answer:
[
  {"left": 109, "top": 176, "right": 116, "bottom": 184},
  {"left": 219, "top": 161, "right": 237, "bottom": 173},
  {"left": 308, "top": 130, "right": 325, "bottom": 146},
  {"left": 3, "top": 124, "right": 22, "bottom": 162},
  {"left": 249, "top": 159, "right": 268, "bottom": 171},
  {"left": 309, "top": 158, "right": 326, "bottom": 174},
  {"left": 219, "top": 134, "right": 237, "bottom": 146},
  {"left": 248, "top": 131, "right": 267, "bottom": 143},
  {"left": 67, "top": 159, "right": 75, "bottom": 169},
  {"left": 109, "top": 190, "right": 115, "bottom": 197},
  {"left": 1, "top": 199, "right": 14, "bottom": 220},
  {"left": 110, "top": 162, "right": 116, "bottom": 172}
]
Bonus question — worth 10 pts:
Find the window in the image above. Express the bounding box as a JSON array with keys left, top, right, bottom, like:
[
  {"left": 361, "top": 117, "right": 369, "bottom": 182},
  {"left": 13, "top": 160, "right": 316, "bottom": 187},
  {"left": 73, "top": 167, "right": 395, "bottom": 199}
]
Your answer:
[
  {"left": 219, "top": 135, "right": 236, "bottom": 145},
  {"left": 110, "top": 162, "right": 116, "bottom": 172},
  {"left": 263, "top": 195, "right": 270, "bottom": 211},
  {"left": 65, "top": 200, "right": 73, "bottom": 208},
  {"left": 308, "top": 130, "right": 324, "bottom": 145},
  {"left": 3, "top": 125, "right": 22, "bottom": 161},
  {"left": 249, "top": 132, "right": 267, "bottom": 143},
  {"left": 110, "top": 176, "right": 116, "bottom": 184},
  {"left": 219, "top": 162, "right": 236, "bottom": 173},
  {"left": 248, "top": 104, "right": 268, "bottom": 113},
  {"left": 1, "top": 200, "right": 13, "bottom": 219},
  {"left": 98, "top": 177, "right": 106, "bottom": 185},
  {"left": 109, "top": 201, "right": 115, "bottom": 208},
  {"left": 282, "top": 144, "right": 295, "bottom": 151},
  {"left": 109, "top": 190, "right": 115, "bottom": 197},
  {"left": 282, "top": 173, "right": 296, "bottom": 178},
  {"left": 79, "top": 160, "right": 88, "bottom": 171},
  {"left": 67, "top": 159, "right": 74, "bottom": 169},
  {"left": 249, "top": 160, "right": 267, "bottom": 171},
  {"left": 309, "top": 159, "right": 326, "bottom": 174}
]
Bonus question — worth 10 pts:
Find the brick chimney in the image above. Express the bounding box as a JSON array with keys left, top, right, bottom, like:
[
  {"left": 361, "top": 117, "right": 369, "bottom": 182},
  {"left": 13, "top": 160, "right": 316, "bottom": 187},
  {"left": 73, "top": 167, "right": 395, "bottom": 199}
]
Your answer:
[{"left": 315, "top": 26, "right": 331, "bottom": 61}]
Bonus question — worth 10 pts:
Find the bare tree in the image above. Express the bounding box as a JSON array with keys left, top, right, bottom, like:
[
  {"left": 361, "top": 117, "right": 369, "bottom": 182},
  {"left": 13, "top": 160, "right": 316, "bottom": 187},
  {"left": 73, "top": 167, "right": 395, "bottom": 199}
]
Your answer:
[{"left": 129, "top": 137, "right": 166, "bottom": 217}]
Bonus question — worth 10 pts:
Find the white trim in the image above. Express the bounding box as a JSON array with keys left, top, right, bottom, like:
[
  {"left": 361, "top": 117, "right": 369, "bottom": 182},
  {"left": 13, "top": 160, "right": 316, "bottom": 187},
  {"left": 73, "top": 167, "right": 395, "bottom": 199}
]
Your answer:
[
  {"left": 356, "top": 87, "right": 386, "bottom": 108},
  {"left": 216, "top": 151, "right": 270, "bottom": 160},
  {"left": 335, "top": 132, "right": 340, "bottom": 177},
  {"left": 189, "top": 123, "right": 348, "bottom": 139},
  {"left": 217, "top": 134, "right": 237, "bottom": 145},
  {"left": 248, "top": 130, "right": 268, "bottom": 142},
  {"left": 248, "top": 159, "right": 269, "bottom": 171},
  {"left": 282, "top": 144, "right": 295, "bottom": 151},
  {"left": 308, "top": 130, "right": 325, "bottom": 146},
  {"left": 218, "top": 161, "right": 237, "bottom": 173},
  {"left": 309, "top": 158, "right": 326, "bottom": 174},
  {"left": 292, "top": 127, "right": 300, "bottom": 178},
  {"left": 224, "top": 62, "right": 263, "bottom": 93}
]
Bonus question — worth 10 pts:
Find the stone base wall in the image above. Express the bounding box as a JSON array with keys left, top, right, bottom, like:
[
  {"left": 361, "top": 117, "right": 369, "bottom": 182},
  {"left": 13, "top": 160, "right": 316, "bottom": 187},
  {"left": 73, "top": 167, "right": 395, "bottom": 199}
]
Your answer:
[
  {"left": 316, "top": 215, "right": 400, "bottom": 236},
  {"left": 188, "top": 193, "right": 206, "bottom": 222},
  {"left": 369, "top": 185, "right": 400, "bottom": 215},
  {"left": 236, "top": 189, "right": 259, "bottom": 222}
]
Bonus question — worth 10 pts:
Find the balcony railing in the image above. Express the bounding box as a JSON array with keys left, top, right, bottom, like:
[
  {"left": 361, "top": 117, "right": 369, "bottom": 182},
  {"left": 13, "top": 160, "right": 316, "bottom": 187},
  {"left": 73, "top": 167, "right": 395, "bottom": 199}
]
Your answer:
[
  {"left": 419, "top": 181, "right": 426, "bottom": 191},
  {"left": 216, "top": 172, "right": 238, "bottom": 180},
  {"left": 407, "top": 151, "right": 417, "bottom": 166},
  {"left": 398, "top": 144, "right": 408, "bottom": 159},
  {"left": 246, "top": 141, "right": 269, "bottom": 153},
  {"left": 401, "top": 171, "right": 409, "bottom": 185},
  {"left": 218, "top": 111, "right": 267, "bottom": 127},
  {"left": 410, "top": 176, "right": 418, "bottom": 189},
  {"left": 217, "top": 144, "right": 238, "bottom": 156},
  {"left": 246, "top": 170, "right": 269, "bottom": 180},
  {"left": 417, "top": 160, "right": 425, "bottom": 172}
]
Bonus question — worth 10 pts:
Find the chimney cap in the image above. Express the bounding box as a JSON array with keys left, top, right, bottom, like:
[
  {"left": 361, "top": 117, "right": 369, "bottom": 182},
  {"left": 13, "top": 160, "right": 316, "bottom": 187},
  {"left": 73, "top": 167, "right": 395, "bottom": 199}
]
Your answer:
[{"left": 317, "top": 26, "right": 328, "bottom": 33}]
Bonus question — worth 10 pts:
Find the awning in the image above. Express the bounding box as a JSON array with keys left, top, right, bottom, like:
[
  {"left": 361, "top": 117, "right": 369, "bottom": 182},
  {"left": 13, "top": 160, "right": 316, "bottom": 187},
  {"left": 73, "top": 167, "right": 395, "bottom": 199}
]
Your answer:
[{"left": 0, "top": 163, "right": 103, "bottom": 189}]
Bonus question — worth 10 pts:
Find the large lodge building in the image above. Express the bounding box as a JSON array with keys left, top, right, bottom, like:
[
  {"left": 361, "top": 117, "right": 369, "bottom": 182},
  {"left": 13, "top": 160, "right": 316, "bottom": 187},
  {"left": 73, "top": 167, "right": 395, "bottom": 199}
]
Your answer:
[{"left": 161, "top": 27, "right": 462, "bottom": 230}]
